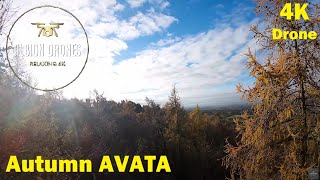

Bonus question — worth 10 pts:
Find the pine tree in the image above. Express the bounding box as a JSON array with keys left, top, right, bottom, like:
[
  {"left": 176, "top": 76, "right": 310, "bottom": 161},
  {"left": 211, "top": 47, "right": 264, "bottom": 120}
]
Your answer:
[
  {"left": 164, "top": 86, "right": 186, "bottom": 145},
  {"left": 164, "top": 86, "right": 188, "bottom": 178},
  {"left": 223, "top": 0, "right": 320, "bottom": 179}
]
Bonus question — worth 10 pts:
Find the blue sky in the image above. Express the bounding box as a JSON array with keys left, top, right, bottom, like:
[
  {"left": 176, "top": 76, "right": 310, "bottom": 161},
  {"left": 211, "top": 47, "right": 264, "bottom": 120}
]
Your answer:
[
  {"left": 4, "top": 0, "right": 259, "bottom": 107},
  {"left": 115, "top": 0, "right": 256, "bottom": 61}
]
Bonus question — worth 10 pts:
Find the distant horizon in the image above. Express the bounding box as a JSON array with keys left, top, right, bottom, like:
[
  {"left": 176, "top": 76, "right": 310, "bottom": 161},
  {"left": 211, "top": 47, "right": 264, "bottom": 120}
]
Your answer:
[{"left": 35, "top": 89, "right": 249, "bottom": 109}]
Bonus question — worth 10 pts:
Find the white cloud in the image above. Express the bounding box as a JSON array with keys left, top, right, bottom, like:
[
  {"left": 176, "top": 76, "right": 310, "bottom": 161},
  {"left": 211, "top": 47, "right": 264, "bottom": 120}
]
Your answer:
[
  {"left": 126, "top": 0, "right": 147, "bottom": 8},
  {"left": 151, "top": 36, "right": 182, "bottom": 47},
  {"left": 89, "top": 36, "right": 128, "bottom": 61},
  {"left": 63, "top": 21, "right": 255, "bottom": 107},
  {"left": 149, "top": 0, "right": 170, "bottom": 10},
  {"left": 86, "top": 10, "right": 177, "bottom": 40},
  {"left": 117, "top": 11, "right": 176, "bottom": 40},
  {"left": 126, "top": 0, "right": 170, "bottom": 9}
]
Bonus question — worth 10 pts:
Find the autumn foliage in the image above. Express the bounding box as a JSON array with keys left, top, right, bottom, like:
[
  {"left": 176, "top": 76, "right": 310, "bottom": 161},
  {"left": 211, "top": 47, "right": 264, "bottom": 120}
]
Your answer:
[{"left": 223, "top": 0, "right": 320, "bottom": 179}]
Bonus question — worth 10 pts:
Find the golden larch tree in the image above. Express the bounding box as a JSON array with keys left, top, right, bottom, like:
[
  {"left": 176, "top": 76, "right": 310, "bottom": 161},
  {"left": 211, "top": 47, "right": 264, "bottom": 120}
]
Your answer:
[{"left": 224, "top": 0, "right": 320, "bottom": 179}]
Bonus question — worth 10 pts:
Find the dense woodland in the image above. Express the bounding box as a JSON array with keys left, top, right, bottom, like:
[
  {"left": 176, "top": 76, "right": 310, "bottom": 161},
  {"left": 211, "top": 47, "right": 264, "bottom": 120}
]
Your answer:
[
  {"left": 0, "top": 69, "right": 237, "bottom": 180},
  {"left": 1, "top": 0, "right": 320, "bottom": 179},
  {"left": 0, "top": 0, "right": 238, "bottom": 179}
]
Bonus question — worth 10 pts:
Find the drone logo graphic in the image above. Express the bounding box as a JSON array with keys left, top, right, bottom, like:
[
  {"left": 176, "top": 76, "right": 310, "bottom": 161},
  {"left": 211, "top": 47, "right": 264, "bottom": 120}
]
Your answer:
[{"left": 31, "top": 22, "right": 64, "bottom": 37}]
